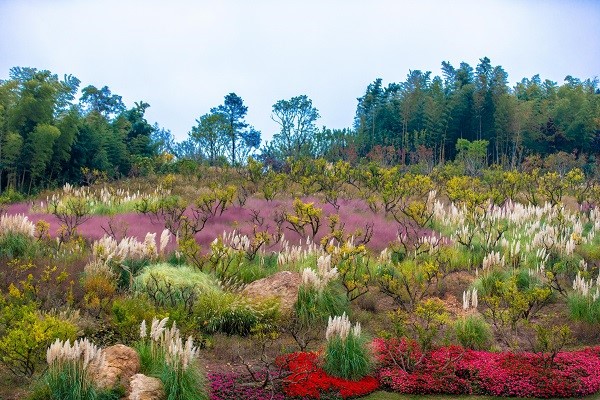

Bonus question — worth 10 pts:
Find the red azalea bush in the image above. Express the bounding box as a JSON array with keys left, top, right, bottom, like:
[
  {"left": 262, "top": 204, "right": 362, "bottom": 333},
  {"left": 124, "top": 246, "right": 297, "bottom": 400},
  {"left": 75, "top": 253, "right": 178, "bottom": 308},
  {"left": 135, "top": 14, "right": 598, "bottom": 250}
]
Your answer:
[
  {"left": 373, "top": 338, "right": 600, "bottom": 398},
  {"left": 278, "top": 352, "right": 380, "bottom": 399},
  {"left": 374, "top": 338, "right": 471, "bottom": 395}
]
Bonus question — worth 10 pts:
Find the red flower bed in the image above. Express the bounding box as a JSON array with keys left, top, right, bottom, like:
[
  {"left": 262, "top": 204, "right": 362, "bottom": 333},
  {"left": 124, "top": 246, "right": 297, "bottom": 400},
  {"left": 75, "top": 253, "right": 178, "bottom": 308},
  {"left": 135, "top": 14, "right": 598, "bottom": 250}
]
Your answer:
[
  {"left": 278, "top": 352, "right": 380, "bottom": 399},
  {"left": 373, "top": 338, "right": 600, "bottom": 398}
]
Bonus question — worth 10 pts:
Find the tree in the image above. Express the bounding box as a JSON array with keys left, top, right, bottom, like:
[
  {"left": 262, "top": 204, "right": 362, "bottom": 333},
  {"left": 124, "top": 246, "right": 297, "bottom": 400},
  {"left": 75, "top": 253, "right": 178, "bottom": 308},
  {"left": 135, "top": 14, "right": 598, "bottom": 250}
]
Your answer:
[
  {"left": 354, "top": 78, "right": 385, "bottom": 154},
  {"left": 456, "top": 138, "right": 489, "bottom": 176},
  {"left": 211, "top": 93, "right": 260, "bottom": 165},
  {"left": 121, "top": 101, "right": 155, "bottom": 158},
  {"left": 79, "top": 85, "right": 125, "bottom": 118},
  {"left": 189, "top": 112, "right": 228, "bottom": 165},
  {"left": 151, "top": 124, "right": 177, "bottom": 156},
  {"left": 270, "top": 95, "right": 320, "bottom": 159},
  {"left": 23, "top": 123, "right": 60, "bottom": 191},
  {"left": 0, "top": 132, "right": 22, "bottom": 190}
]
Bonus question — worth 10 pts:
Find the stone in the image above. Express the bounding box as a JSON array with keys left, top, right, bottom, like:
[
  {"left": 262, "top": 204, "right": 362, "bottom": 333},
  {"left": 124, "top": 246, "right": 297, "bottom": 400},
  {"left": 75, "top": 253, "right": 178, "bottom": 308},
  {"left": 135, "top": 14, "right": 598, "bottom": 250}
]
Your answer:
[
  {"left": 126, "top": 374, "right": 165, "bottom": 400},
  {"left": 241, "top": 270, "right": 302, "bottom": 312},
  {"left": 91, "top": 344, "right": 140, "bottom": 391}
]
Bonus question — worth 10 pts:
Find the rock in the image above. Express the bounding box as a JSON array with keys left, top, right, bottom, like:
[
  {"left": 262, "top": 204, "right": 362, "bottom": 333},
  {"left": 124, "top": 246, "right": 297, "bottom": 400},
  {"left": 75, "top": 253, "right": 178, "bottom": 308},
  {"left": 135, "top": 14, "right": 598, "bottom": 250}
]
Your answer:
[
  {"left": 91, "top": 344, "right": 140, "bottom": 391},
  {"left": 242, "top": 270, "right": 302, "bottom": 312},
  {"left": 126, "top": 374, "right": 165, "bottom": 400}
]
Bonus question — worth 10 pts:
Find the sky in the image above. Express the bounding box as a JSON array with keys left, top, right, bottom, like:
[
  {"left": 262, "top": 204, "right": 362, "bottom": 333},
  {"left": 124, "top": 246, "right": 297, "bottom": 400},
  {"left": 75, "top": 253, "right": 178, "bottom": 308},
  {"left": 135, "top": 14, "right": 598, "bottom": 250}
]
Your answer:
[{"left": 1, "top": 0, "right": 599, "bottom": 143}]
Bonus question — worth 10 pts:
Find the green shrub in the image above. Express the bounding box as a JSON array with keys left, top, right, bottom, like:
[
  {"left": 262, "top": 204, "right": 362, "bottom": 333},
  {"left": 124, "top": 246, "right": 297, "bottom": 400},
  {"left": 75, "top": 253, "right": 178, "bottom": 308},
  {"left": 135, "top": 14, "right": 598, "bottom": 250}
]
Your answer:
[
  {"left": 0, "top": 233, "right": 38, "bottom": 258},
  {"left": 111, "top": 296, "right": 162, "bottom": 344},
  {"left": 133, "top": 264, "right": 221, "bottom": 310},
  {"left": 226, "top": 254, "right": 279, "bottom": 284},
  {"left": 195, "top": 292, "right": 279, "bottom": 336},
  {"left": 117, "top": 259, "right": 150, "bottom": 290},
  {"left": 0, "top": 292, "right": 79, "bottom": 377},
  {"left": 0, "top": 187, "right": 25, "bottom": 204},
  {"left": 454, "top": 314, "right": 492, "bottom": 350}
]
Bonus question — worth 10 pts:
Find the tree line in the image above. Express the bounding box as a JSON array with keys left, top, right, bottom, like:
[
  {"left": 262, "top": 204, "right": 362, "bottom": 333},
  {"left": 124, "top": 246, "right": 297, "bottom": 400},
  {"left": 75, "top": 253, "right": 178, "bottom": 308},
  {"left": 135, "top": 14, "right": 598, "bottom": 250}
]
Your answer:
[
  {"left": 351, "top": 58, "right": 599, "bottom": 168},
  {"left": 0, "top": 57, "right": 599, "bottom": 194}
]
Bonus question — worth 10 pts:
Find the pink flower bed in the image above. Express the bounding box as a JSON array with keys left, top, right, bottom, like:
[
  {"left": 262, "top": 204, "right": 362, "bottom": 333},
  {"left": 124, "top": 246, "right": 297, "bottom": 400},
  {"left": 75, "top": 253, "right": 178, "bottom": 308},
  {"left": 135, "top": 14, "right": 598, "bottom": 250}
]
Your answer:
[
  {"left": 373, "top": 338, "right": 600, "bottom": 398},
  {"left": 7, "top": 197, "right": 407, "bottom": 252}
]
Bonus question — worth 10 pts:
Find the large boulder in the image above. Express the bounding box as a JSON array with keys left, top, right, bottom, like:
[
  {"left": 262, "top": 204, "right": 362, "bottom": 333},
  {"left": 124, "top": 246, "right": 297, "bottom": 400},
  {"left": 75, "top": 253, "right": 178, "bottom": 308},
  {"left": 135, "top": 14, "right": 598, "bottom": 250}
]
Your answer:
[
  {"left": 242, "top": 270, "right": 301, "bottom": 313},
  {"left": 126, "top": 374, "right": 165, "bottom": 400},
  {"left": 91, "top": 344, "right": 140, "bottom": 391}
]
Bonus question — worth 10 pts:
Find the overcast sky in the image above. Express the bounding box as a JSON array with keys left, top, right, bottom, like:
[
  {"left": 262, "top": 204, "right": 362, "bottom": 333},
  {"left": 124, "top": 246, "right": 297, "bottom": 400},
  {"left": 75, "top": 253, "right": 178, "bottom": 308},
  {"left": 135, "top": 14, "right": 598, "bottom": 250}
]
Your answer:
[{"left": 1, "top": 0, "right": 599, "bottom": 143}]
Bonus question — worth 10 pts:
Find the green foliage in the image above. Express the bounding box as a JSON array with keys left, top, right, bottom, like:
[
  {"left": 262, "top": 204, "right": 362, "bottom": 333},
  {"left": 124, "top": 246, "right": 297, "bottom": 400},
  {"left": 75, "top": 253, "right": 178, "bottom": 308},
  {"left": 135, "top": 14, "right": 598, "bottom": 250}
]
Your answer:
[
  {"left": 453, "top": 314, "right": 492, "bottom": 350},
  {"left": 475, "top": 269, "right": 552, "bottom": 347},
  {"left": 294, "top": 285, "right": 348, "bottom": 327},
  {"left": 394, "top": 298, "right": 450, "bottom": 353},
  {"left": 529, "top": 323, "right": 572, "bottom": 367},
  {"left": 0, "top": 290, "right": 78, "bottom": 376},
  {"left": 111, "top": 296, "right": 162, "bottom": 344},
  {"left": 189, "top": 112, "right": 228, "bottom": 165},
  {"left": 327, "top": 241, "right": 371, "bottom": 301},
  {"left": 160, "top": 360, "right": 208, "bottom": 400},
  {"left": 210, "top": 92, "right": 260, "bottom": 165},
  {"left": 135, "top": 318, "right": 208, "bottom": 400},
  {"left": 0, "top": 187, "right": 25, "bottom": 204},
  {"left": 134, "top": 338, "right": 164, "bottom": 376},
  {"left": 0, "top": 232, "right": 39, "bottom": 258},
  {"left": 194, "top": 291, "right": 279, "bottom": 336},
  {"left": 284, "top": 198, "right": 323, "bottom": 238},
  {"left": 455, "top": 139, "right": 489, "bottom": 176},
  {"left": 133, "top": 263, "right": 221, "bottom": 311},
  {"left": 567, "top": 293, "right": 600, "bottom": 324},
  {"left": 270, "top": 95, "right": 320, "bottom": 160},
  {"left": 31, "top": 364, "right": 97, "bottom": 400},
  {"left": 323, "top": 334, "right": 371, "bottom": 381},
  {"left": 376, "top": 258, "right": 442, "bottom": 313}
]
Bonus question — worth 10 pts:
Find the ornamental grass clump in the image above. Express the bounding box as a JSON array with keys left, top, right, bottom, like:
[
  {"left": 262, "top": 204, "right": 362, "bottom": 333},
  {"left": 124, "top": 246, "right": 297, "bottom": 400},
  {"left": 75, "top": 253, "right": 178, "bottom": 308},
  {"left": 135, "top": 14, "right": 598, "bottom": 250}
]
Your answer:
[
  {"left": 0, "top": 213, "right": 35, "bottom": 237},
  {"left": 454, "top": 314, "right": 492, "bottom": 350},
  {"left": 323, "top": 312, "right": 371, "bottom": 381},
  {"left": 0, "top": 214, "right": 38, "bottom": 258},
  {"left": 136, "top": 317, "right": 208, "bottom": 400},
  {"left": 568, "top": 271, "right": 600, "bottom": 324},
  {"left": 41, "top": 338, "right": 105, "bottom": 400},
  {"left": 295, "top": 259, "right": 348, "bottom": 327}
]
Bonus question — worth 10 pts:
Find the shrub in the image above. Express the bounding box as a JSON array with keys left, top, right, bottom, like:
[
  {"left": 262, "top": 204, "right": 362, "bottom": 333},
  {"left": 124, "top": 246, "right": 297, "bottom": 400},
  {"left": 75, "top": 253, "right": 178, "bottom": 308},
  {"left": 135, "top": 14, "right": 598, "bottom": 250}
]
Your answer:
[
  {"left": 0, "top": 232, "right": 39, "bottom": 258},
  {"left": 82, "top": 265, "right": 118, "bottom": 318},
  {"left": 323, "top": 313, "right": 371, "bottom": 380},
  {"left": 133, "top": 263, "right": 221, "bottom": 311},
  {"left": 0, "top": 291, "right": 79, "bottom": 377},
  {"left": 195, "top": 292, "right": 279, "bottom": 336},
  {"left": 453, "top": 314, "right": 492, "bottom": 350},
  {"left": 372, "top": 338, "right": 600, "bottom": 397},
  {"left": 110, "top": 296, "right": 162, "bottom": 344}
]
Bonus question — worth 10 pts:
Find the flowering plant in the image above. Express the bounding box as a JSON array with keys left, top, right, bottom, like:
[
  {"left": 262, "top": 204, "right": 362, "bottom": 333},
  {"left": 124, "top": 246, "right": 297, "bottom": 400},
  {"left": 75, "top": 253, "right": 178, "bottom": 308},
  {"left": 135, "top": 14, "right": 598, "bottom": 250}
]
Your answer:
[
  {"left": 373, "top": 338, "right": 600, "bottom": 398},
  {"left": 278, "top": 352, "right": 379, "bottom": 399}
]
